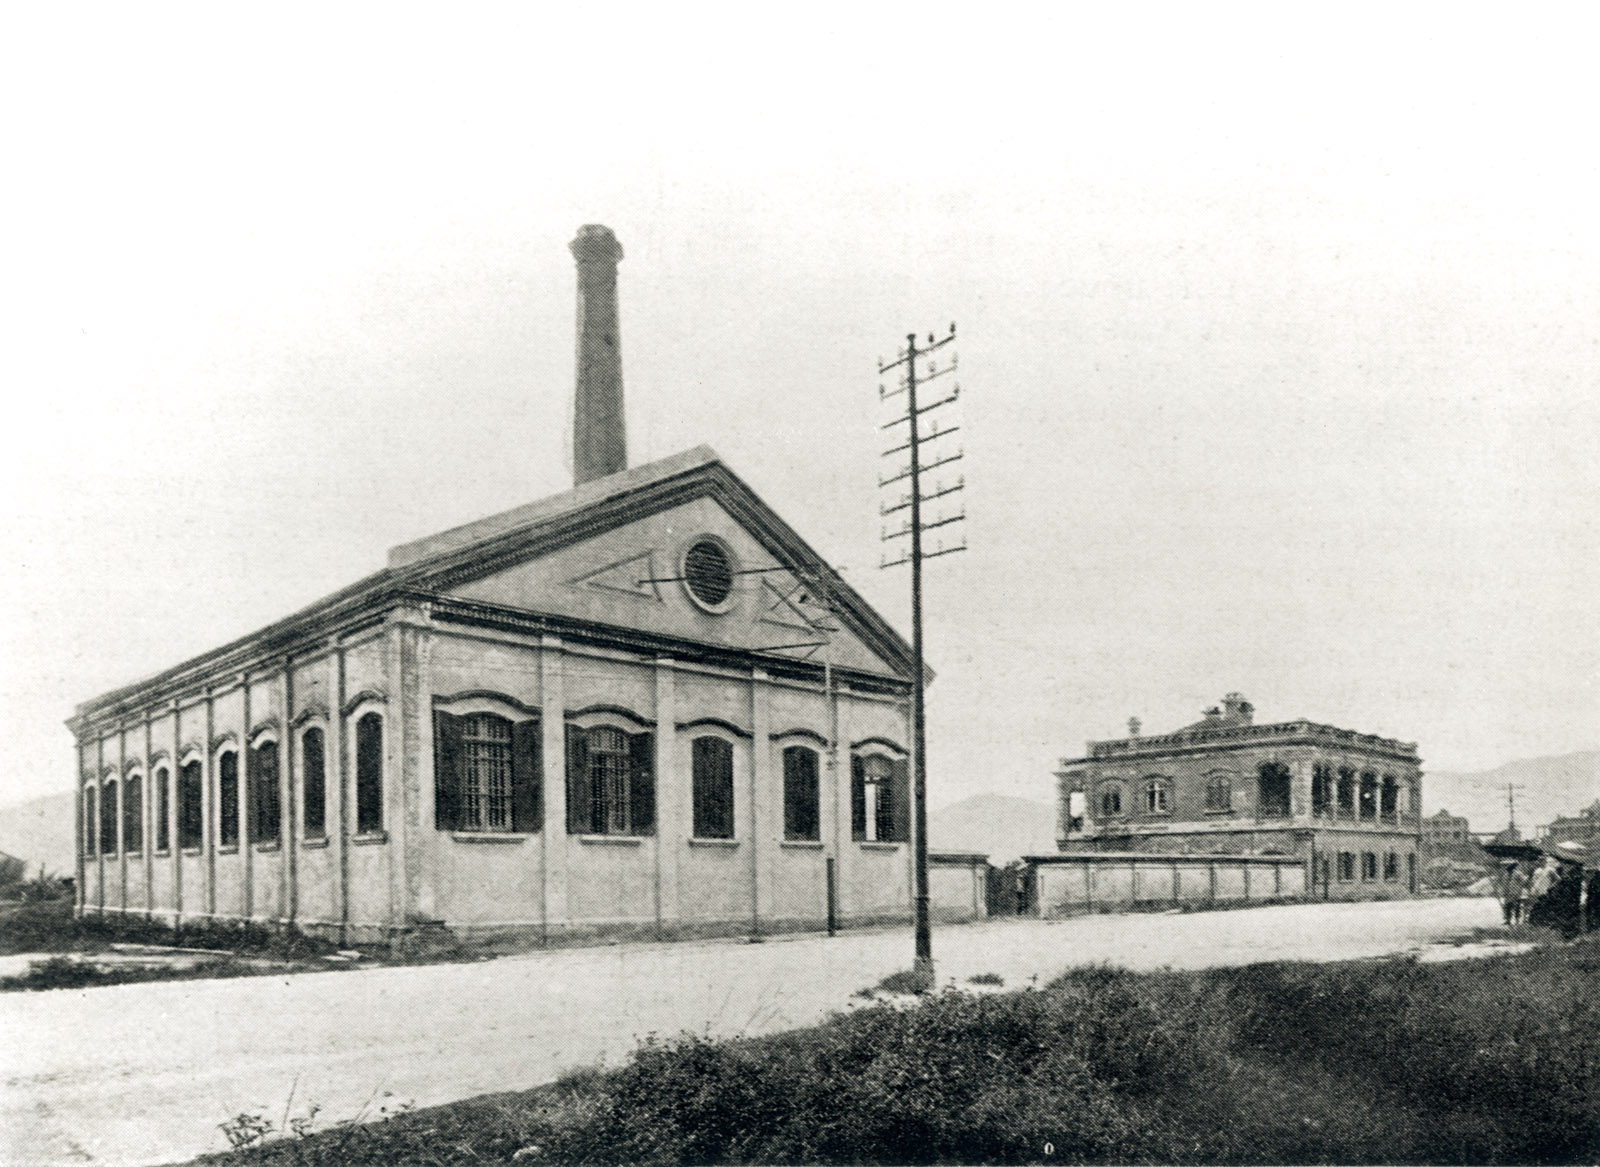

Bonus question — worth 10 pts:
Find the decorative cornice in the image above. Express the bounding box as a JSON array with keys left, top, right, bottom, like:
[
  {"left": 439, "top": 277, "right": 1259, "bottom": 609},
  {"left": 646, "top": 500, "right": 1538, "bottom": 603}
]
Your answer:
[
  {"left": 432, "top": 690, "right": 542, "bottom": 719},
  {"left": 850, "top": 736, "right": 907, "bottom": 755},
  {"left": 341, "top": 689, "right": 388, "bottom": 717},
  {"left": 290, "top": 703, "right": 330, "bottom": 729},
  {"left": 1065, "top": 720, "right": 1421, "bottom": 768},
  {"left": 770, "top": 728, "right": 830, "bottom": 747},
  {"left": 676, "top": 717, "right": 752, "bottom": 740},
  {"left": 565, "top": 703, "right": 655, "bottom": 728}
]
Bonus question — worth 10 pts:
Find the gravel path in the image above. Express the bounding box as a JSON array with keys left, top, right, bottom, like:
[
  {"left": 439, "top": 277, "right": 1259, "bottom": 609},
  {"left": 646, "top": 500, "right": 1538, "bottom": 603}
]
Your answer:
[{"left": 1, "top": 896, "right": 1501, "bottom": 1166}]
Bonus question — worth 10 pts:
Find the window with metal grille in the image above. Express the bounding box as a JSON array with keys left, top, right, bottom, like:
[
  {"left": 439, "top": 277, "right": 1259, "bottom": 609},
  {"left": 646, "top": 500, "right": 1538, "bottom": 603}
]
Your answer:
[
  {"left": 590, "top": 725, "right": 632, "bottom": 834},
  {"left": 692, "top": 736, "right": 735, "bottom": 839},
  {"left": 253, "top": 740, "right": 280, "bottom": 842},
  {"left": 461, "top": 713, "right": 513, "bottom": 831},
  {"left": 356, "top": 713, "right": 384, "bottom": 834},
  {"left": 154, "top": 767, "right": 170, "bottom": 852},
  {"left": 302, "top": 729, "right": 326, "bottom": 839},
  {"left": 124, "top": 773, "right": 143, "bottom": 854},
  {"left": 1205, "top": 773, "right": 1231, "bottom": 812},
  {"left": 100, "top": 778, "right": 118, "bottom": 855},
  {"left": 783, "top": 746, "right": 820, "bottom": 841},
  {"left": 218, "top": 751, "right": 239, "bottom": 847},
  {"left": 179, "top": 761, "right": 203, "bottom": 849}
]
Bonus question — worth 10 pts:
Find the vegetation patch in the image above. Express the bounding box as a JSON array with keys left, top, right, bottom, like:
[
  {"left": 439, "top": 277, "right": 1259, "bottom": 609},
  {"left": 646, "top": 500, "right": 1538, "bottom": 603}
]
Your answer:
[{"left": 186, "top": 937, "right": 1600, "bottom": 1165}]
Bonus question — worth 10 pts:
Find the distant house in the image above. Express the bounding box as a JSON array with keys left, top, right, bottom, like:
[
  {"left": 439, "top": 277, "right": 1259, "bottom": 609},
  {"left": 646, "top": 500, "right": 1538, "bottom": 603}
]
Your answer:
[
  {"left": 1544, "top": 801, "right": 1600, "bottom": 848},
  {"left": 1422, "top": 809, "right": 1471, "bottom": 845},
  {"left": 1054, "top": 693, "right": 1422, "bottom": 900}
]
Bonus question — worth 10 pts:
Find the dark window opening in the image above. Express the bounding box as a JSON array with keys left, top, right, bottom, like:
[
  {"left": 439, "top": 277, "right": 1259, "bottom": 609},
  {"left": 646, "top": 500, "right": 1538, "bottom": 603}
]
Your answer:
[
  {"left": 1205, "top": 774, "right": 1232, "bottom": 813},
  {"left": 1359, "top": 771, "right": 1378, "bottom": 821},
  {"left": 1144, "top": 779, "right": 1170, "bottom": 815},
  {"left": 154, "top": 767, "right": 170, "bottom": 852},
  {"left": 124, "top": 774, "right": 143, "bottom": 854},
  {"left": 218, "top": 751, "right": 239, "bottom": 847},
  {"left": 1337, "top": 768, "right": 1355, "bottom": 814},
  {"left": 1362, "top": 851, "right": 1378, "bottom": 881},
  {"left": 1338, "top": 851, "right": 1354, "bottom": 882},
  {"left": 692, "top": 736, "right": 735, "bottom": 839},
  {"left": 783, "top": 746, "right": 820, "bottom": 841},
  {"left": 179, "top": 761, "right": 203, "bottom": 849},
  {"left": 356, "top": 713, "right": 383, "bottom": 835},
  {"left": 462, "top": 713, "right": 513, "bottom": 831},
  {"left": 302, "top": 729, "right": 326, "bottom": 838},
  {"left": 1100, "top": 785, "right": 1123, "bottom": 817},
  {"left": 1258, "top": 763, "right": 1292, "bottom": 818},
  {"left": 1383, "top": 851, "right": 1399, "bottom": 881},
  {"left": 1311, "top": 764, "right": 1332, "bottom": 816},
  {"left": 100, "top": 779, "right": 118, "bottom": 855},
  {"left": 84, "top": 784, "right": 97, "bottom": 857},
  {"left": 252, "top": 740, "right": 281, "bottom": 842},
  {"left": 1380, "top": 775, "right": 1398, "bottom": 822}
]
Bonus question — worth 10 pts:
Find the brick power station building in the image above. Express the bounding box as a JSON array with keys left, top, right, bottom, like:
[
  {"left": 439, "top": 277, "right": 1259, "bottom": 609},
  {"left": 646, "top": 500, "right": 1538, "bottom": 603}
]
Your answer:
[
  {"left": 1055, "top": 694, "right": 1423, "bottom": 899},
  {"left": 66, "top": 226, "right": 989, "bottom": 950}
]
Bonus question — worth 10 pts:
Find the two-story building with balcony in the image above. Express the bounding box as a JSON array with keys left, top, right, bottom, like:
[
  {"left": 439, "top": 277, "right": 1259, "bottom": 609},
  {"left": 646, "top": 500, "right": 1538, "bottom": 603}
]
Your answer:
[{"left": 1054, "top": 693, "right": 1422, "bottom": 900}]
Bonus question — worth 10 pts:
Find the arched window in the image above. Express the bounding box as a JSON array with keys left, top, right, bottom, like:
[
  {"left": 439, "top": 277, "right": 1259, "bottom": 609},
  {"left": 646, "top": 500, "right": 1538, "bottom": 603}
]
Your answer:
[
  {"left": 564, "top": 723, "right": 653, "bottom": 836},
  {"left": 1100, "top": 783, "right": 1124, "bottom": 818},
  {"left": 252, "top": 739, "right": 280, "bottom": 843},
  {"left": 179, "top": 760, "right": 203, "bottom": 849},
  {"left": 1205, "top": 773, "right": 1232, "bottom": 813},
  {"left": 851, "top": 752, "right": 906, "bottom": 843},
  {"left": 1143, "top": 777, "right": 1170, "bottom": 815},
  {"left": 124, "top": 773, "right": 143, "bottom": 854},
  {"left": 691, "top": 736, "right": 735, "bottom": 839},
  {"left": 1257, "top": 763, "right": 1291, "bottom": 818},
  {"left": 1337, "top": 768, "right": 1355, "bottom": 815},
  {"left": 301, "top": 729, "right": 327, "bottom": 839},
  {"left": 356, "top": 713, "right": 384, "bottom": 835},
  {"left": 84, "top": 783, "right": 98, "bottom": 857},
  {"left": 100, "top": 778, "right": 118, "bottom": 855},
  {"left": 783, "top": 746, "right": 820, "bottom": 842},
  {"left": 218, "top": 751, "right": 239, "bottom": 847},
  {"left": 1380, "top": 775, "right": 1398, "bottom": 821},
  {"left": 154, "top": 767, "right": 170, "bottom": 852},
  {"left": 435, "top": 706, "right": 542, "bottom": 834}
]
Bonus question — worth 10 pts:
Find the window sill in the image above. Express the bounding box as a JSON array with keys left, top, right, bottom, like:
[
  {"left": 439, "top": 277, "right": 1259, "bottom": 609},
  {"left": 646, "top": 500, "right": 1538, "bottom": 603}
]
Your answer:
[
  {"left": 181, "top": 847, "right": 202, "bottom": 857},
  {"left": 689, "top": 837, "right": 739, "bottom": 849},
  {"left": 858, "top": 841, "right": 902, "bottom": 851},
  {"left": 254, "top": 841, "right": 281, "bottom": 854},
  {"left": 352, "top": 831, "right": 388, "bottom": 846},
  {"left": 154, "top": 849, "right": 170, "bottom": 858},
  {"left": 781, "top": 839, "right": 824, "bottom": 850},
  {"left": 578, "top": 834, "right": 644, "bottom": 846},
  {"left": 125, "top": 850, "right": 142, "bottom": 859},
  {"left": 302, "top": 836, "right": 330, "bottom": 849},
  {"left": 452, "top": 831, "right": 530, "bottom": 844},
  {"left": 217, "top": 845, "right": 239, "bottom": 855}
]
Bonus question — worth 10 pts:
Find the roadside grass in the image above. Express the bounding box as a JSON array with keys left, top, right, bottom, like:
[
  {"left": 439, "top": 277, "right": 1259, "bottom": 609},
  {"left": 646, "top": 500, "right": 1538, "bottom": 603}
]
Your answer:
[{"left": 187, "top": 936, "right": 1600, "bottom": 1166}]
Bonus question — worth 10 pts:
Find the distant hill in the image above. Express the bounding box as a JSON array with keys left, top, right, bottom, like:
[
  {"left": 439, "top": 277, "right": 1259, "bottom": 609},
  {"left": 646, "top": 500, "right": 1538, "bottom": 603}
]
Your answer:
[
  {"left": 929, "top": 793, "right": 1057, "bottom": 864},
  {"left": 0, "top": 793, "right": 75, "bottom": 880},
  {"left": 1426, "top": 751, "right": 1600, "bottom": 837}
]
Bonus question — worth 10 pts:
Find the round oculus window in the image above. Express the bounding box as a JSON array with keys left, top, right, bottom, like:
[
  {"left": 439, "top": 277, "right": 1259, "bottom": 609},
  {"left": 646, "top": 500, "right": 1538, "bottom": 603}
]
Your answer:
[{"left": 683, "top": 539, "right": 735, "bottom": 610}]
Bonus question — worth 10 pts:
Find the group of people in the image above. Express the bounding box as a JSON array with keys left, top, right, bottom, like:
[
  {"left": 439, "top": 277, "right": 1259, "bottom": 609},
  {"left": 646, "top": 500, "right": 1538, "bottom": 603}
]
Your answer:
[{"left": 1498, "top": 855, "right": 1596, "bottom": 936}]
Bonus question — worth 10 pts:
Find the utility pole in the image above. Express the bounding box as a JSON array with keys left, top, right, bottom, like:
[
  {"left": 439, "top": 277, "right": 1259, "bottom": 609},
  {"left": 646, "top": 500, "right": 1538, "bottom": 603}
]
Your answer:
[
  {"left": 878, "top": 322, "right": 965, "bottom": 982},
  {"left": 1506, "top": 783, "right": 1526, "bottom": 837}
]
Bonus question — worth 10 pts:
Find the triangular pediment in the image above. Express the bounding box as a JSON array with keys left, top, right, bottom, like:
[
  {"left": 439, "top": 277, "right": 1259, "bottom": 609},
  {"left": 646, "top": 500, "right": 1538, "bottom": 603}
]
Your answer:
[{"left": 396, "top": 450, "right": 914, "bottom": 681}]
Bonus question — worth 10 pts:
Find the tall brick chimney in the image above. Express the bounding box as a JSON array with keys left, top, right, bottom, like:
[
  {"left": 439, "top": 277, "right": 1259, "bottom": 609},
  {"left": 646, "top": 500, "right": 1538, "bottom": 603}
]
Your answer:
[{"left": 570, "top": 224, "right": 626, "bottom": 485}]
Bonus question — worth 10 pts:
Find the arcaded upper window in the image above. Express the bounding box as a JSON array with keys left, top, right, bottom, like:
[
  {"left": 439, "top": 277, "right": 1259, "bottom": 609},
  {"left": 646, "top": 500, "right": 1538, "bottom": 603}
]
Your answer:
[{"left": 683, "top": 538, "right": 735, "bottom": 610}]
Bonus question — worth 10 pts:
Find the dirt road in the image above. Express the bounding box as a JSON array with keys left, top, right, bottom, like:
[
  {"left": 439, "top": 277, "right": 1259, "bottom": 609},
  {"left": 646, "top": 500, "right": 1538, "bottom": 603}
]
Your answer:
[{"left": 1, "top": 896, "right": 1500, "bottom": 1166}]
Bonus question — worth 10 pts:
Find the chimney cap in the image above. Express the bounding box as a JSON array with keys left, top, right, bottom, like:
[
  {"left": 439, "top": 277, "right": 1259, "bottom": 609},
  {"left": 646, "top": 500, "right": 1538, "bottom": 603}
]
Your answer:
[{"left": 570, "top": 223, "right": 624, "bottom": 264}]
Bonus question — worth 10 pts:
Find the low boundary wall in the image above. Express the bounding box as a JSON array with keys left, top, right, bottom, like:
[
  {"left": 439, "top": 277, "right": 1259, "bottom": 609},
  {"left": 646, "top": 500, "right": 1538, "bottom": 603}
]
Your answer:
[{"left": 1028, "top": 852, "right": 1307, "bottom": 917}]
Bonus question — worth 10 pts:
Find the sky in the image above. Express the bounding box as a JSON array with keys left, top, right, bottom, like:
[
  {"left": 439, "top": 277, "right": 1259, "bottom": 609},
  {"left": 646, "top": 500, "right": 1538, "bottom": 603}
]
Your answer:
[{"left": 2, "top": 6, "right": 1596, "bottom": 820}]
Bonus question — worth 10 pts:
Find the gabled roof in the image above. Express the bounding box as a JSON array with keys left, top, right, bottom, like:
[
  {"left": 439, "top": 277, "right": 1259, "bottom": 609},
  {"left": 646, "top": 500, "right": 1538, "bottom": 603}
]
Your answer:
[{"left": 72, "top": 447, "right": 916, "bottom": 728}]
